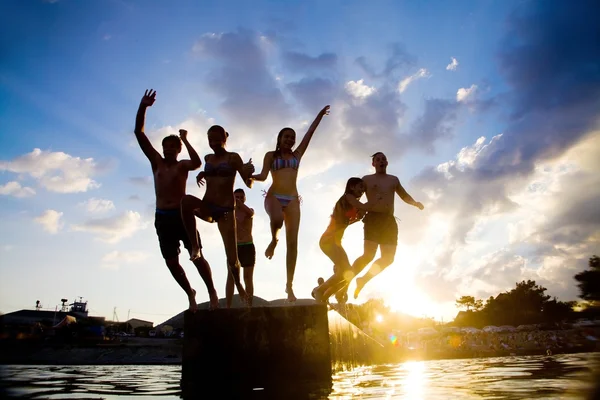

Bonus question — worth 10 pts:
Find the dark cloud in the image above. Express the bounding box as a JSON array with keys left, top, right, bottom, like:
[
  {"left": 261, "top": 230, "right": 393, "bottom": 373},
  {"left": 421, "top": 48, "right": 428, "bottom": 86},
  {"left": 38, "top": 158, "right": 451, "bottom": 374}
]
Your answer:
[
  {"left": 410, "top": 0, "right": 600, "bottom": 273},
  {"left": 408, "top": 99, "right": 460, "bottom": 154},
  {"left": 282, "top": 52, "right": 337, "bottom": 73},
  {"left": 286, "top": 78, "right": 339, "bottom": 113},
  {"left": 192, "top": 29, "right": 291, "bottom": 137},
  {"left": 482, "top": 0, "right": 600, "bottom": 177},
  {"left": 355, "top": 43, "right": 416, "bottom": 80}
]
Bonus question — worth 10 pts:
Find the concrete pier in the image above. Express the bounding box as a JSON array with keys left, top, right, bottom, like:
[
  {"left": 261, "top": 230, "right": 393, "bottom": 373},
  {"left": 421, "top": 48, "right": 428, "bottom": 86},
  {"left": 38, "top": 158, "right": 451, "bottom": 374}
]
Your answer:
[{"left": 181, "top": 304, "right": 331, "bottom": 391}]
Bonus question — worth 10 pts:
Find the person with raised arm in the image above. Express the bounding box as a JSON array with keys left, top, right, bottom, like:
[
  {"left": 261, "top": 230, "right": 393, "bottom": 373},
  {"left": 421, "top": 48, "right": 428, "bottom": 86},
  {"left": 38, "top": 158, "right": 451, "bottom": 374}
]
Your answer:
[
  {"left": 180, "top": 125, "right": 254, "bottom": 305},
  {"left": 337, "top": 152, "right": 424, "bottom": 303},
  {"left": 251, "top": 105, "right": 330, "bottom": 302},
  {"left": 134, "top": 89, "right": 218, "bottom": 312}
]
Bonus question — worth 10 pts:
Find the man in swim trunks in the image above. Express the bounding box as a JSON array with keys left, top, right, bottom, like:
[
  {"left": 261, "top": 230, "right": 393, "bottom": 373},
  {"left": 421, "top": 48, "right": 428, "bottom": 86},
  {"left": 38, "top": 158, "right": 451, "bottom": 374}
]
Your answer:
[
  {"left": 224, "top": 188, "right": 256, "bottom": 308},
  {"left": 134, "top": 89, "right": 218, "bottom": 312},
  {"left": 340, "top": 152, "right": 424, "bottom": 301}
]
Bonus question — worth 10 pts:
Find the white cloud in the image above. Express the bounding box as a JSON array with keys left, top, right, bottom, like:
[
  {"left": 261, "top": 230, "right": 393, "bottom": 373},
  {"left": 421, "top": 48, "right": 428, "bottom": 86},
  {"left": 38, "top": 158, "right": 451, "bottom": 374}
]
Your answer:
[
  {"left": 398, "top": 68, "right": 429, "bottom": 93},
  {"left": 101, "top": 250, "right": 149, "bottom": 269},
  {"left": 0, "top": 181, "right": 35, "bottom": 198},
  {"left": 345, "top": 79, "right": 376, "bottom": 99},
  {"left": 34, "top": 209, "right": 64, "bottom": 234},
  {"left": 446, "top": 57, "right": 459, "bottom": 71},
  {"left": 456, "top": 84, "right": 478, "bottom": 102},
  {"left": 0, "top": 148, "right": 101, "bottom": 193},
  {"left": 79, "top": 198, "right": 115, "bottom": 214},
  {"left": 71, "top": 211, "right": 147, "bottom": 243}
]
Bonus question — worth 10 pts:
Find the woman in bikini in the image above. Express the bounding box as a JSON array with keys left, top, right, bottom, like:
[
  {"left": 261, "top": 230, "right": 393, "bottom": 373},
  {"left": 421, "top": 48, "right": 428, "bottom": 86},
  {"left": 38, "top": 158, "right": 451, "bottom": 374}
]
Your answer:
[
  {"left": 251, "top": 105, "right": 330, "bottom": 302},
  {"left": 312, "top": 177, "right": 377, "bottom": 303},
  {"left": 180, "top": 125, "right": 254, "bottom": 305}
]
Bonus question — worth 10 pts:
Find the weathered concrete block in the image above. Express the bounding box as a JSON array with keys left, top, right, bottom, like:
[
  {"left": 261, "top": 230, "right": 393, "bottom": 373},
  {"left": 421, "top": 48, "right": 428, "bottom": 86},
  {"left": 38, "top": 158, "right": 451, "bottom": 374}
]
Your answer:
[{"left": 182, "top": 304, "right": 331, "bottom": 389}]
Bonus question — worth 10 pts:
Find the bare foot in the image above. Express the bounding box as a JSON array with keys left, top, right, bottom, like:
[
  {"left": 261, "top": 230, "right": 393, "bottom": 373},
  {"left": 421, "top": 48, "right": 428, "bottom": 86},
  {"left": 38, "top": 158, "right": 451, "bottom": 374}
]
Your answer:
[
  {"left": 335, "top": 284, "right": 349, "bottom": 304},
  {"left": 189, "top": 246, "right": 201, "bottom": 261},
  {"left": 208, "top": 291, "right": 219, "bottom": 310},
  {"left": 188, "top": 289, "right": 198, "bottom": 313},
  {"left": 286, "top": 284, "right": 297, "bottom": 303},
  {"left": 265, "top": 239, "right": 278, "bottom": 259},
  {"left": 353, "top": 277, "right": 366, "bottom": 299}
]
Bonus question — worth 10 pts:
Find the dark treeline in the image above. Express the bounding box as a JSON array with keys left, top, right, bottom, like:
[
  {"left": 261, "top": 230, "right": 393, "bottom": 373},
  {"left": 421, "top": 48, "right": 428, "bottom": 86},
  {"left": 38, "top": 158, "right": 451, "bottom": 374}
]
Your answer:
[{"left": 453, "top": 255, "right": 600, "bottom": 328}]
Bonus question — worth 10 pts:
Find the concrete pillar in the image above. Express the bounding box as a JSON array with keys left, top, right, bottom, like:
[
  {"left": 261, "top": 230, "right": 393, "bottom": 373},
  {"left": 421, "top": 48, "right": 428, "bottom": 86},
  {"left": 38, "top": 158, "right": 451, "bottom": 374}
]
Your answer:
[{"left": 181, "top": 304, "right": 331, "bottom": 392}]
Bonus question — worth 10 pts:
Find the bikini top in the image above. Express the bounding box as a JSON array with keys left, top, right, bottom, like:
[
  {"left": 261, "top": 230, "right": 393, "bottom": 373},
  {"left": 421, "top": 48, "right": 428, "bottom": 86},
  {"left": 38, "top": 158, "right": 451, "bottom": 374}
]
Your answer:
[
  {"left": 271, "top": 154, "right": 300, "bottom": 171},
  {"left": 204, "top": 156, "right": 236, "bottom": 177},
  {"left": 331, "top": 196, "right": 360, "bottom": 227}
]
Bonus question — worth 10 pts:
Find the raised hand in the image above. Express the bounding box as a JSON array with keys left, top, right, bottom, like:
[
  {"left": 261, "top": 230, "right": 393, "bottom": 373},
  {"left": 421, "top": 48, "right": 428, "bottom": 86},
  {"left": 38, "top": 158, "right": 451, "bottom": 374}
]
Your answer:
[
  {"left": 141, "top": 89, "right": 157, "bottom": 107},
  {"left": 242, "top": 158, "right": 255, "bottom": 174},
  {"left": 196, "top": 171, "right": 206, "bottom": 187},
  {"left": 179, "top": 129, "right": 188, "bottom": 141},
  {"left": 415, "top": 201, "right": 424, "bottom": 210},
  {"left": 319, "top": 105, "right": 331, "bottom": 116}
]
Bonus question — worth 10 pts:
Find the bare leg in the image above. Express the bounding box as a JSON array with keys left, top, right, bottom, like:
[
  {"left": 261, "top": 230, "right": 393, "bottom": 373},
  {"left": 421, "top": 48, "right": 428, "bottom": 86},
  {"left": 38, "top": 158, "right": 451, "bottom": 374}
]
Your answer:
[
  {"left": 354, "top": 244, "right": 396, "bottom": 299},
  {"left": 264, "top": 194, "right": 284, "bottom": 259},
  {"left": 217, "top": 212, "right": 248, "bottom": 305},
  {"left": 190, "top": 252, "right": 219, "bottom": 310},
  {"left": 336, "top": 240, "right": 378, "bottom": 303},
  {"left": 181, "top": 195, "right": 212, "bottom": 261},
  {"left": 313, "top": 238, "right": 352, "bottom": 300},
  {"left": 243, "top": 267, "right": 254, "bottom": 307},
  {"left": 283, "top": 199, "right": 301, "bottom": 302},
  {"left": 225, "top": 270, "right": 235, "bottom": 308},
  {"left": 165, "top": 258, "right": 198, "bottom": 312}
]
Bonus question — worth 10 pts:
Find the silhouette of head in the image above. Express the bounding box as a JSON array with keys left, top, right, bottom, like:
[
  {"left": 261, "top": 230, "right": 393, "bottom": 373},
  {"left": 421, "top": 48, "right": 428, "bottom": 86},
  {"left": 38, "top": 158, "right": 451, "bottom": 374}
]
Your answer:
[
  {"left": 345, "top": 177, "right": 366, "bottom": 198},
  {"left": 162, "top": 135, "right": 182, "bottom": 160},
  {"left": 276, "top": 127, "right": 296, "bottom": 155},
  {"left": 207, "top": 125, "right": 229, "bottom": 152},
  {"left": 234, "top": 188, "right": 246, "bottom": 204},
  {"left": 317, "top": 277, "right": 325, "bottom": 286},
  {"left": 371, "top": 152, "right": 388, "bottom": 172}
]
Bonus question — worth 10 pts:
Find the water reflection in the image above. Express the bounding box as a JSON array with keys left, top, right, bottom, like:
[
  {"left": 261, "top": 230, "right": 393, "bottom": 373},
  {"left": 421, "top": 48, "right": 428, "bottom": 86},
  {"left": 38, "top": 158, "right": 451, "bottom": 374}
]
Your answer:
[{"left": 1, "top": 353, "right": 599, "bottom": 399}]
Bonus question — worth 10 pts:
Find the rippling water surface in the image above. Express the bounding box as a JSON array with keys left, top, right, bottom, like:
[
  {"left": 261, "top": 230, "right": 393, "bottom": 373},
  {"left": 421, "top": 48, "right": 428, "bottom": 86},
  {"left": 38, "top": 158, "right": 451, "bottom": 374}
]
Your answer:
[{"left": 1, "top": 353, "right": 599, "bottom": 399}]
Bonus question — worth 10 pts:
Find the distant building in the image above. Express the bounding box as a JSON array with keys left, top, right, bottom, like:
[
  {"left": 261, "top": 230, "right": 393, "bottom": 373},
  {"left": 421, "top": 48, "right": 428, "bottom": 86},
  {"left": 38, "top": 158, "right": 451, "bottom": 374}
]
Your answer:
[{"left": 1, "top": 299, "right": 104, "bottom": 328}]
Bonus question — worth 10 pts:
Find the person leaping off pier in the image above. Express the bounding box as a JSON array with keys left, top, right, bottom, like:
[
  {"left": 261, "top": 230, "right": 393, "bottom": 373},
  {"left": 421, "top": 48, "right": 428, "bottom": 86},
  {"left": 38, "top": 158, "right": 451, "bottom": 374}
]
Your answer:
[
  {"left": 336, "top": 152, "right": 424, "bottom": 303},
  {"left": 180, "top": 125, "right": 254, "bottom": 307},
  {"left": 134, "top": 89, "right": 218, "bottom": 312},
  {"left": 251, "top": 105, "right": 330, "bottom": 302},
  {"left": 312, "top": 177, "right": 381, "bottom": 304}
]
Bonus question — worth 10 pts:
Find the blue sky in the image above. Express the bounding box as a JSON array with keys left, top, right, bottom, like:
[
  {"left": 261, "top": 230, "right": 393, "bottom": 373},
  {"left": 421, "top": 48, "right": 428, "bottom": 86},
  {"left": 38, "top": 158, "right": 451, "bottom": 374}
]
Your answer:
[{"left": 1, "top": 0, "right": 598, "bottom": 324}]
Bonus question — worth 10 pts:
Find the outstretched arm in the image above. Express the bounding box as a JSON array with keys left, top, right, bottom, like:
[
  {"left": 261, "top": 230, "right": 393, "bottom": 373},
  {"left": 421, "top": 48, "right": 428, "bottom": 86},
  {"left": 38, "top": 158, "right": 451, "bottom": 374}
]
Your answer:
[
  {"left": 251, "top": 152, "right": 273, "bottom": 182},
  {"left": 178, "top": 129, "right": 202, "bottom": 171},
  {"left": 134, "top": 89, "right": 161, "bottom": 166},
  {"left": 395, "top": 178, "right": 424, "bottom": 210},
  {"left": 294, "top": 105, "right": 330, "bottom": 158}
]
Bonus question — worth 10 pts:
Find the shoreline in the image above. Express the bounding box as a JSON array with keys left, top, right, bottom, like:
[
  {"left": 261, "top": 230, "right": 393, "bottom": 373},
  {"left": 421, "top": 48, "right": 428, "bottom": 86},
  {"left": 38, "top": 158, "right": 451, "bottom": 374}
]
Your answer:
[{"left": 1, "top": 338, "right": 597, "bottom": 366}]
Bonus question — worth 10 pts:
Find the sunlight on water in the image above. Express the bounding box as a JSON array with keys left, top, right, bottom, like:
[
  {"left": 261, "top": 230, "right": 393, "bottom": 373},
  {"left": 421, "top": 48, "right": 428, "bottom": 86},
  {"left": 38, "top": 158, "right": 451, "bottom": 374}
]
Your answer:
[{"left": 1, "top": 353, "right": 599, "bottom": 399}]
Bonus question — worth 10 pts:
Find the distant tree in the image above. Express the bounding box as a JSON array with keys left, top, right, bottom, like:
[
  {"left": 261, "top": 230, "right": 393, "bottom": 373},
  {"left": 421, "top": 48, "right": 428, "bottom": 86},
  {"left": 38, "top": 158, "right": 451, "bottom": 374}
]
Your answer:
[
  {"left": 542, "top": 297, "right": 576, "bottom": 323},
  {"left": 456, "top": 296, "right": 476, "bottom": 311},
  {"left": 574, "top": 255, "right": 600, "bottom": 304},
  {"left": 474, "top": 299, "right": 484, "bottom": 311}
]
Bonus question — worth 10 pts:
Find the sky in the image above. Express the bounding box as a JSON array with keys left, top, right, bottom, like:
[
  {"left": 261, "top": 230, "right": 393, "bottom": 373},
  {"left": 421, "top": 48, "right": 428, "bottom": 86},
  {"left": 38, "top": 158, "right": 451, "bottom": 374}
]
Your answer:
[{"left": 1, "top": 0, "right": 599, "bottom": 325}]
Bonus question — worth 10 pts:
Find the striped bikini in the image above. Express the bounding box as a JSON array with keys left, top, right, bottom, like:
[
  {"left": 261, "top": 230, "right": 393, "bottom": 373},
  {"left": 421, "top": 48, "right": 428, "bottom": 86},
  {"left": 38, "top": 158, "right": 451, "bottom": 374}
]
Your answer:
[{"left": 269, "top": 154, "right": 301, "bottom": 208}]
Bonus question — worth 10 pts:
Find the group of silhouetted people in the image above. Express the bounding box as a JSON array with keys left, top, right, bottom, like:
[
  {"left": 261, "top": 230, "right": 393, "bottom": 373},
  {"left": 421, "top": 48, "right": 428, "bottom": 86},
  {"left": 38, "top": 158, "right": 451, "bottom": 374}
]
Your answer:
[{"left": 134, "top": 89, "right": 423, "bottom": 311}]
